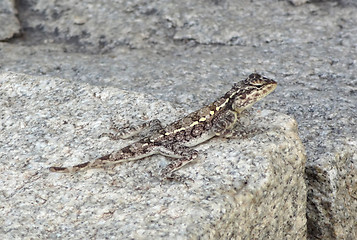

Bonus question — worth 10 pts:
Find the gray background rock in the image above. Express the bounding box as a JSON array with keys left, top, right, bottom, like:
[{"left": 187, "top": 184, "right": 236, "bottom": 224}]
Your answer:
[
  {"left": 0, "top": 0, "right": 20, "bottom": 40},
  {"left": 0, "top": 0, "right": 356, "bottom": 239}
]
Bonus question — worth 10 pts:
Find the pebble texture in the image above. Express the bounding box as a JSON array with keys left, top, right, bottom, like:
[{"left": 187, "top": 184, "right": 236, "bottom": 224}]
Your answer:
[
  {"left": 0, "top": 0, "right": 356, "bottom": 239},
  {"left": 0, "top": 72, "right": 306, "bottom": 239}
]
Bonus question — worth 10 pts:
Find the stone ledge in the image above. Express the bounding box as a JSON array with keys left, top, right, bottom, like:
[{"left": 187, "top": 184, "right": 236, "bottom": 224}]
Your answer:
[{"left": 0, "top": 72, "right": 306, "bottom": 239}]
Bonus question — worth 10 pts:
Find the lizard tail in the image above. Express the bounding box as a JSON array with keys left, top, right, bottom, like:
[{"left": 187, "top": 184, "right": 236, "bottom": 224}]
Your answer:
[
  {"left": 49, "top": 154, "right": 111, "bottom": 173},
  {"left": 49, "top": 161, "right": 93, "bottom": 173}
]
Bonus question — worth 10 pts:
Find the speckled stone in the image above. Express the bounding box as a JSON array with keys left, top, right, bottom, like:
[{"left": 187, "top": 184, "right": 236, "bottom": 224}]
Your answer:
[{"left": 0, "top": 72, "right": 306, "bottom": 239}]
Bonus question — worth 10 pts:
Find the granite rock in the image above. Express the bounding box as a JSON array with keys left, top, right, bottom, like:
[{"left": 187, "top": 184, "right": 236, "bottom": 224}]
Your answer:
[{"left": 0, "top": 72, "right": 306, "bottom": 239}]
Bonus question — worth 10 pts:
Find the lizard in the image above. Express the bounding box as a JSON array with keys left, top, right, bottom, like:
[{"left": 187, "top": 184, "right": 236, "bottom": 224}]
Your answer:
[{"left": 49, "top": 73, "right": 277, "bottom": 181}]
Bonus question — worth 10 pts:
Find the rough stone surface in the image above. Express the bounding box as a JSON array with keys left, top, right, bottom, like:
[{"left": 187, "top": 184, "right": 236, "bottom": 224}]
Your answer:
[
  {"left": 0, "top": 0, "right": 20, "bottom": 40},
  {"left": 306, "top": 145, "right": 357, "bottom": 239},
  {"left": 1, "top": 0, "right": 356, "bottom": 239},
  {"left": 0, "top": 72, "right": 306, "bottom": 239}
]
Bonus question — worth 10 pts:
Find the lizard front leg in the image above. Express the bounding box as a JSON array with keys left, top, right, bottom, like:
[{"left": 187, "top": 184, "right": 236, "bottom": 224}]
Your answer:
[
  {"left": 212, "top": 110, "right": 263, "bottom": 139},
  {"left": 212, "top": 110, "right": 239, "bottom": 138}
]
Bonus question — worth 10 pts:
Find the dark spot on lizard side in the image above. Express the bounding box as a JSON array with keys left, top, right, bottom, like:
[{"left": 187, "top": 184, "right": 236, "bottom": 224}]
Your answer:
[
  {"left": 175, "top": 130, "right": 186, "bottom": 141},
  {"left": 192, "top": 124, "right": 204, "bottom": 137},
  {"left": 204, "top": 120, "right": 212, "bottom": 130}
]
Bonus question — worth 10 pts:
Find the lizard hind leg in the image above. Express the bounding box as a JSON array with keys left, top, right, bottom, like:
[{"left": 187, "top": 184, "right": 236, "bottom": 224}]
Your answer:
[{"left": 158, "top": 144, "right": 199, "bottom": 183}]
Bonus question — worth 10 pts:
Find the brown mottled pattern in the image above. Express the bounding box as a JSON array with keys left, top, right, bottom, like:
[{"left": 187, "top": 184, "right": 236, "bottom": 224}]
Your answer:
[{"left": 49, "top": 73, "right": 277, "bottom": 180}]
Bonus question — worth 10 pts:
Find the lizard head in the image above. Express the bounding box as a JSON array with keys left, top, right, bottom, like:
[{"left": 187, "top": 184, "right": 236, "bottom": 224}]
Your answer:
[{"left": 231, "top": 73, "right": 277, "bottom": 113}]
